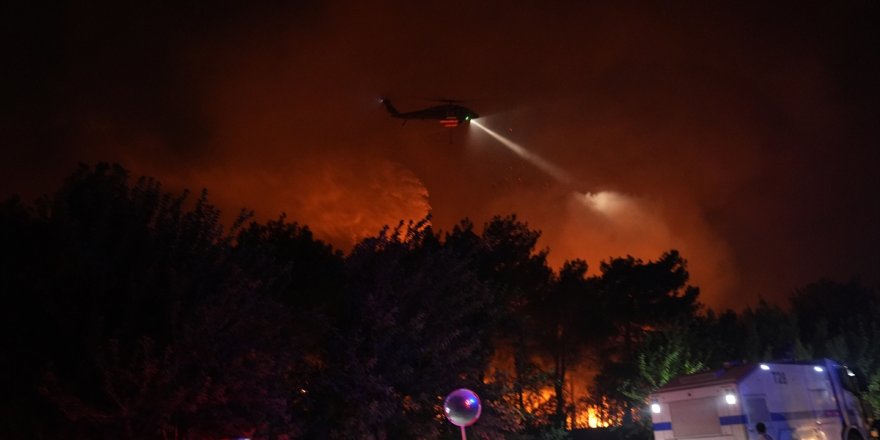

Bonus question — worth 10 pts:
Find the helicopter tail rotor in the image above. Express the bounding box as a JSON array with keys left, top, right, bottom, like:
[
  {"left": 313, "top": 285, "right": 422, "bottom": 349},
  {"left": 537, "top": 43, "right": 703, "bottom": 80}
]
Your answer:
[{"left": 379, "top": 97, "right": 400, "bottom": 116}]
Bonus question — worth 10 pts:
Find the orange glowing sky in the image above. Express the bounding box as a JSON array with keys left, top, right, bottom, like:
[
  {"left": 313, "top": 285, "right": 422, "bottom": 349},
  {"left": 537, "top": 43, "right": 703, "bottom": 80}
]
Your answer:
[{"left": 3, "top": 1, "right": 878, "bottom": 310}]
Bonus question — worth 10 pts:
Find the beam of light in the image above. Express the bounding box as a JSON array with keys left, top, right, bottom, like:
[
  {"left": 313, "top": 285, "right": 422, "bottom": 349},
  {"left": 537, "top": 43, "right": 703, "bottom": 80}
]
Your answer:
[{"left": 471, "top": 120, "right": 574, "bottom": 185}]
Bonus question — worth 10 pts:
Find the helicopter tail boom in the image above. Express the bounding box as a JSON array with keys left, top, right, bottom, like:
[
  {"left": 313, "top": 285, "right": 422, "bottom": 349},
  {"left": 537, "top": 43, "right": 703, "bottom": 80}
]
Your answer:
[{"left": 379, "top": 98, "right": 400, "bottom": 117}]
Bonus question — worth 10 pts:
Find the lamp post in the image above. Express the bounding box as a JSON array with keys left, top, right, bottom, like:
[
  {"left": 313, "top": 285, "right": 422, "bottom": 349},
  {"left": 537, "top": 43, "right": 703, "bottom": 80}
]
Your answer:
[{"left": 443, "top": 388, "right": 482, "bottom": 440}]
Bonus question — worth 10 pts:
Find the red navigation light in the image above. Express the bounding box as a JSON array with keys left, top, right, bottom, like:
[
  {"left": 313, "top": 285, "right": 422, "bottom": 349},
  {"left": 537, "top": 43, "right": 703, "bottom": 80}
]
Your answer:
[{"left": 440, "top": 115, "right": 459, "bottom": 128}]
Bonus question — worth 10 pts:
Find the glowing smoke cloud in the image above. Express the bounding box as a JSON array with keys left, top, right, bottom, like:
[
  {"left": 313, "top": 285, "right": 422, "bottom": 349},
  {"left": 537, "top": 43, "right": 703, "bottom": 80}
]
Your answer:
[
  {"left": 470, "top": 119, "right": 707, "bottom": 290},
  {"left": 471, "top": 120, "right": 574, "bottom": 185},
  {"left": 578, "top": 191, "right": 629, "bottom": 216}
]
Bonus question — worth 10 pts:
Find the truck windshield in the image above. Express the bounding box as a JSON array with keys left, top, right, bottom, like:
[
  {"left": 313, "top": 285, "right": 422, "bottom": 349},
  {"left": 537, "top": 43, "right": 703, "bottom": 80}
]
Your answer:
[{"left": 836, "top": 366, "right": 860, "bottom": 394}]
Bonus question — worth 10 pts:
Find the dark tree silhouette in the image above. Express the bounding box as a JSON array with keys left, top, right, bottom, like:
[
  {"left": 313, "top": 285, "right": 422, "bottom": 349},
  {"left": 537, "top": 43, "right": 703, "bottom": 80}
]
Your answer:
[
  {"left": 788, "top": 280, "right": 880, "bottom": 418},
  {"left": 6, "top": 163, "right": 880, "bottom": 439},
  {"left": 445, "top": 215, "right": 554, "bottom": 430},
  {"left": 534, "top": 259, "right": 608, "bottom": 429},
  {"left": 2, "top": 164, "right": 305, "bottom": 438},
  {"left": 304, "top": 220, "right": 513, "bottom": 439},
  {"left": 591, "top": 250, "right": 700, "bottom": 425},
  {"left": 739, "top": 298, "right": 801, "bottom": 361}
]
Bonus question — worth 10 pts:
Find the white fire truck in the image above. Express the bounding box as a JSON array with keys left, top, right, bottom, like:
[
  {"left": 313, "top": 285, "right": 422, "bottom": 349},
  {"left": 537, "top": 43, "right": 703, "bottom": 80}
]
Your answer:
[{"left": 649, "top": 359, "right": 873, "bottom": 440}]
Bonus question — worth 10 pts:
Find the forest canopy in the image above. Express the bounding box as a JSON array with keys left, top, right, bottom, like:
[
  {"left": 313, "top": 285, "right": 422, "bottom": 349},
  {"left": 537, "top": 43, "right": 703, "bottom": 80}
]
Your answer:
[{"left": 2, "top": 163, "right": 878, "bottom": 439}]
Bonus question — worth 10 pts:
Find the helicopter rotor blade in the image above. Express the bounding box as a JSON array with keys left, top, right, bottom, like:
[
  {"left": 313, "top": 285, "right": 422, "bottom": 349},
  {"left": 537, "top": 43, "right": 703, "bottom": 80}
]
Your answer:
[{"left": 424, "top": 97, "right": 470, "bottom": 104}]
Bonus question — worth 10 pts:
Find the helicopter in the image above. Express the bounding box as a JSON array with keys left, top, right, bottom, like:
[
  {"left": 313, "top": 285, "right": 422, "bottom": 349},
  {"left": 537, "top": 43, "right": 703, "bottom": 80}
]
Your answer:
[{"left": 379, "top": 97, "right": 479, "bottom": 128}]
